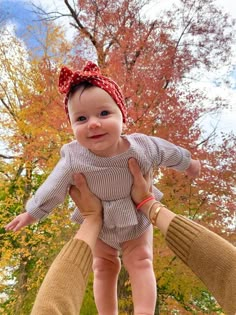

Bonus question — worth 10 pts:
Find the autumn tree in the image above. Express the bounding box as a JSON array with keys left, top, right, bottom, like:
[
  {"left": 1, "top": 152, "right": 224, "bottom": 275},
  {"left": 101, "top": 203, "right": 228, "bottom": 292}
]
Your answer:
[
  {"left": 42, "top": 0, "right": 236, "bottom": 312},
  {"left": 0, "top": 23, "right": 76, "bottom": 314},
  {"left": 0, "top": 0, "right": 235, "bottom": 313}
]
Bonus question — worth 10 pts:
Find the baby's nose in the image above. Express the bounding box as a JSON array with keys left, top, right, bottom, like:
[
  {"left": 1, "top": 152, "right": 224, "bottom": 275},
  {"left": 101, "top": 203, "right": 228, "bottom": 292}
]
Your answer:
[{"left": 88, "top": 117, "right": 101, "bottom": 129}]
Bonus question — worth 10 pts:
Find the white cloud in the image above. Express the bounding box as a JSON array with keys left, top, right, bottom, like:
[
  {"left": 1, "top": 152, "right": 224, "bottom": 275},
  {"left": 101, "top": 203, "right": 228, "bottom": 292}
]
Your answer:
[
  {"left": 144, "top": 0, "right": 236, "bottom": 19},
  {"left": 216, "top": 0, "right": 236, "bottom": 19}
]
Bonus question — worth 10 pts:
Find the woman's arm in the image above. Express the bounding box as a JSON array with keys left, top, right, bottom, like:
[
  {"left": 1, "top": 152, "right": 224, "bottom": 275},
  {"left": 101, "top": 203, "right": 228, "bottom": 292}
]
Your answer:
[
  {"left": 166, "top": 215, "right": 236, "bottom": 315},
  {"left": 69, "top": 173, "right": 102, "bottom": 248},
  {"left": 31, "top": 174, "right": 102, "bottom": 315},
  {"left": 128, "top": 158, "right": 236, "bottom": 315}
]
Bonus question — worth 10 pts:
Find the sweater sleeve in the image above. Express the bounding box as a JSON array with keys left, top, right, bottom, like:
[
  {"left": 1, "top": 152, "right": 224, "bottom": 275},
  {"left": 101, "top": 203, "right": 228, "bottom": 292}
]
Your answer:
[
  {"left": 26, "top": 144, "right": 73, "bottom": 219},
  {"left": 149, "top": 136, "right": 191, "bottom": 171},
  {"left": 166, "top": 216, "right": 236, "bottom": 315},
  {"left": 130, "top": 134, "right": 191, "bottom": 171},
  {"left": 31, "top": 239, "right": 93, "bottom": 315}
]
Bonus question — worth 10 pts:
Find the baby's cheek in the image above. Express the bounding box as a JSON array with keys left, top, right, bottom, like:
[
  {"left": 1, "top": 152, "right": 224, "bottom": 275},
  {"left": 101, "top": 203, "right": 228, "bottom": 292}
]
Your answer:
[{"left": 74, "top": 127, "right": 82, "bottom": 140}]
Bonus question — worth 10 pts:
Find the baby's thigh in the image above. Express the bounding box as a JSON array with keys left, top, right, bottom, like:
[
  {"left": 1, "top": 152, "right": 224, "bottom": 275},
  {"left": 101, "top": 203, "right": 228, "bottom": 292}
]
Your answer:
[
  {"left": 122, "top": 225, "right": 153, "bottom": 263},
  {"left": 93, "top": 239, "right": 120, "bottom": 273}
]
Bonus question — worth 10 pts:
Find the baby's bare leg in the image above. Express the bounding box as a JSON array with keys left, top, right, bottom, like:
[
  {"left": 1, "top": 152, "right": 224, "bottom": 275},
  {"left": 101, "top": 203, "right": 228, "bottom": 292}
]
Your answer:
[
  {"left": 93, "top": 239, "right": 121, "bottom": 315},
  {"left": 122, "top": 226, "right": 156, "bottom": 315}
]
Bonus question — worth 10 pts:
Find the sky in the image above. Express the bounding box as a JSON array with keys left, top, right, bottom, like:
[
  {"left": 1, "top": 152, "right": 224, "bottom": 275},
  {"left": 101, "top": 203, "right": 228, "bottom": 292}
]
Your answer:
[{"left": 1, "top": 0, "right": 236, "bottom": 137}]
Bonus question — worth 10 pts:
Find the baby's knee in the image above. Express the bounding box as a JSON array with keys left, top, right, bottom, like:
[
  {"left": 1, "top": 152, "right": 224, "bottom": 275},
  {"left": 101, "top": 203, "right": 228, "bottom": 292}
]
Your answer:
[
  {"left": 123, "top": 245, "right": 153, "bottom": 271},
  {"left": 93, "top": 256, "right": 121, "bottom": 275}
]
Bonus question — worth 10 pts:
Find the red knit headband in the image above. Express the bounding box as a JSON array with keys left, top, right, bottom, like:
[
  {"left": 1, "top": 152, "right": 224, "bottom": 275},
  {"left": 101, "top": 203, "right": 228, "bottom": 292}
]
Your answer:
[{"left": 58, "top": 61, "right": 127, "bottom": 122}]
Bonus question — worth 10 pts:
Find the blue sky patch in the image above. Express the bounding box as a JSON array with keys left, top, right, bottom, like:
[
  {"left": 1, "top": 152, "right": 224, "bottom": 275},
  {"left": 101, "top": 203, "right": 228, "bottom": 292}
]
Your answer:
[{"left": 1, "top": 0, "right": 47, "bottom": 53}]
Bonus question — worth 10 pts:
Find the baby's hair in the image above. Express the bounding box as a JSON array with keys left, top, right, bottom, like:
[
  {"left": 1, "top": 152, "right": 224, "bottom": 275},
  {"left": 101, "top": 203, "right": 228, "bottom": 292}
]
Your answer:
[{"left": 68, "top": 82, "right": 94, "bottom": 102}]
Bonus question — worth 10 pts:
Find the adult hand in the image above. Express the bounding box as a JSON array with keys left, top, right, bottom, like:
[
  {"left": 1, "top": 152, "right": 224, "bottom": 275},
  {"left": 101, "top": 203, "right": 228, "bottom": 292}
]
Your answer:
[
  {"left": 128, "top": 158, "right": 153, "bottom": 205},
  {"left": 69, "top": 173, "right": 102, "bottom": 219}
]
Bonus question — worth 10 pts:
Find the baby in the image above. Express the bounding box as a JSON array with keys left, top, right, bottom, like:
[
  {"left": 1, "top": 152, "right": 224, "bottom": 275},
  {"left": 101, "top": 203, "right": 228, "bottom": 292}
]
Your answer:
[{"left": 6, "top": 61, "right": 200, "bottom": 314}]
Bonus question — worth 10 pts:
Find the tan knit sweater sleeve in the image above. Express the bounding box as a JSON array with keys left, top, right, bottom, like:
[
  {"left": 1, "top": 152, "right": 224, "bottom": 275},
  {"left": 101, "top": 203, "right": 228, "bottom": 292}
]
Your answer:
[
  {"left": 31, "top": 239, "right": 93, "bottom": 315},
  {"left": 166, "top": 216, "right": 236, "bottom": 315}
]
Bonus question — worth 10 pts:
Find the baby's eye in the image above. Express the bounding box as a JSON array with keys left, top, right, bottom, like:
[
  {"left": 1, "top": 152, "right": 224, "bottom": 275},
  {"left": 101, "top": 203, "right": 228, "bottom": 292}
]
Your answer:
[
  {"left": 77, "top": 116, "right": 86, "bottom": 122},
  {"left": 100, "top": 110, "right": 110, "bottom": 116}
]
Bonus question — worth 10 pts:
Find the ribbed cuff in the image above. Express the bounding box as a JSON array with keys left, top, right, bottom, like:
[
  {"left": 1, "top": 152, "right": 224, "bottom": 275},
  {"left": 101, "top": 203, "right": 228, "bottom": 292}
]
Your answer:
[
  {"left": 166, "top": 215, "right": 204, "bottom": 264},
  {"left": 26, "top": 199, "right": 48, "bottom": 220},
  {"left": 56, "top": 239, "right": 93, "bottom": 280}
]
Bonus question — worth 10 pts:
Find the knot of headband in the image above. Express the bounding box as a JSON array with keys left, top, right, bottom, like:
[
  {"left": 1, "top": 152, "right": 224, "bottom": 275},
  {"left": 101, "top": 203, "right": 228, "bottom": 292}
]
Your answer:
[{"left": 58, "top": 61, "right": 127, "bottom": 122}]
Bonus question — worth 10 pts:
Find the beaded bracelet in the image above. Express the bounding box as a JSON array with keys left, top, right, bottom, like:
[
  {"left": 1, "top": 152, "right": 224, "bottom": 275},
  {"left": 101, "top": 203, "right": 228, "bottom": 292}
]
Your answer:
[{"left": 136, "top": 195, "right": 155, "bottom": 210}]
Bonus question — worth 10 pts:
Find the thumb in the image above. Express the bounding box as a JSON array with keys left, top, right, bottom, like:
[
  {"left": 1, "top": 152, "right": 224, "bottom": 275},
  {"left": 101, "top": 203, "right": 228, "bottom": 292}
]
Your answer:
[
  {"left": 143, "top": 169, "right": 153, "bottom": 193},
  {"left": 128, "top": 158, "right": 143, "bottom": 184},
  {"left": 73, "top": 173, "right": 89, "bottom": 193}
]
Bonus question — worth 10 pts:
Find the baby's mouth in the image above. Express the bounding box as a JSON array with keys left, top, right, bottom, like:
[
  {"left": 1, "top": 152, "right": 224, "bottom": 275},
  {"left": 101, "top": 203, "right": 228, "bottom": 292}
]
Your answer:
[{"left": 89, "top": 133, "right": 106, "bottom": 139}]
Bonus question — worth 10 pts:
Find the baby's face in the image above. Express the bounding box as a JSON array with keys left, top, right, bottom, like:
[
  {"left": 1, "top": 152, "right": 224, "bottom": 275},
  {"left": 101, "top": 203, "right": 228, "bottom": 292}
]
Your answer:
[{"left": 68, "top": 86, "right": 124, "bottom": 157}]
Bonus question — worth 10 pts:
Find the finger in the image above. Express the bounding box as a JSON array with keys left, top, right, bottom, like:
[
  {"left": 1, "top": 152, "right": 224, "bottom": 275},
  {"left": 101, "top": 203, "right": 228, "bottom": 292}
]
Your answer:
[
  {"left": 128, "top": 158, "right": 143, "bottom": 183},
  {"left": 13, "top": 222, "right": 22, "bottom": 232},
  {"left": 69, "top": 185, "right": 80, "bottom": 202},
  {"left": 143, "top": 168, "right": 151, "bottom": 181},
  {"left": 73, "top": 173, "right": 89, "bottom": 194},
  {"left": 5, "top": 220, "right": 18, "bottom": 230},
  {"left": 6, "top": 224, "right": 16, "bottom": 231}
]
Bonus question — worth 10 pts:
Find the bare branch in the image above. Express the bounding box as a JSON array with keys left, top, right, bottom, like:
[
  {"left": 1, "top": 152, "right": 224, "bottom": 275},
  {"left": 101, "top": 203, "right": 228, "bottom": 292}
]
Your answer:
[
  {"left": 0, "top": 153, "right": 17, "bottom": 159},
  {"left": 0, "top": 98, "right": 18, "bottom": 123},
  {"left": 192, "top": 120, "right": 219, "bottom": 148},
  {"left": 64, "top": 0, "right": 97, "bottom": 47},
  {"left": 30, "top": 3, "right": 71, "bottom": 22}
]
